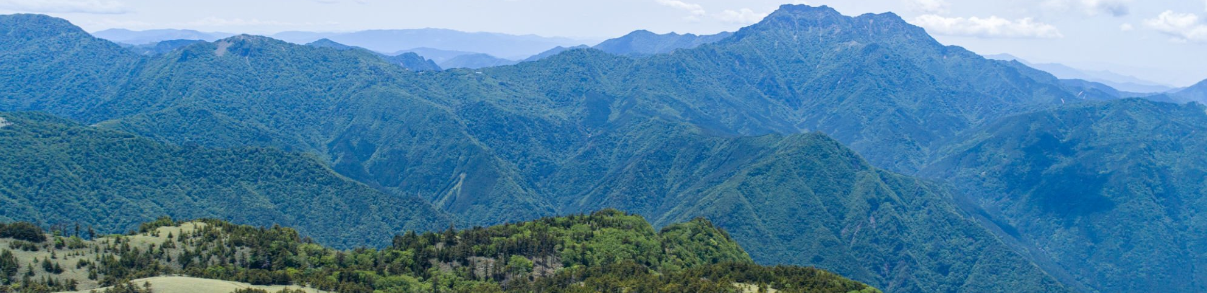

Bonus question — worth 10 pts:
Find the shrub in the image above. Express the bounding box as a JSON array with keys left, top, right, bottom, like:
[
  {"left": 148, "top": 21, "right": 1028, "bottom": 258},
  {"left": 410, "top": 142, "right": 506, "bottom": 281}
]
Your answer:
[{"left": 0, "top": 222, "right": 46, "bottom": 243}]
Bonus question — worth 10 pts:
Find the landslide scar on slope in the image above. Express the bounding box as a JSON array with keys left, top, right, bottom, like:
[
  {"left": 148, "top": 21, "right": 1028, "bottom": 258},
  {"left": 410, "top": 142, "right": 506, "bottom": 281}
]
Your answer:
[{"left": 215, "top": 41, "right": 232, "bottom": 57}]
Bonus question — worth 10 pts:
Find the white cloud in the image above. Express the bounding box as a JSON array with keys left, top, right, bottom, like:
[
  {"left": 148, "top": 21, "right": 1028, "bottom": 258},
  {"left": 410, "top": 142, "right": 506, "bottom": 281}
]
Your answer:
[
  {"left": 1043, "top": 0, "right": 1131, "bottom": 17},
  {"left": 0, "top": 0, "right": 128, "bottom": 14},
  {"left": 904, "top": 0, "right": 949, "bottom": 14},
  {"left": 655, "top": 0, "right": 705, "bottom": 16},
  {"left": 1119, "top": 23, "right": 1134, "bottom": 31},
  {"left": 912, "top": 14, "right": 1064, "bottom": 38},
  {"left": 1144, "top": 10, "right": 1207, "bottom": 43},
  {"left": 715, "top": 8, "right": 766, "bottom": 24}
]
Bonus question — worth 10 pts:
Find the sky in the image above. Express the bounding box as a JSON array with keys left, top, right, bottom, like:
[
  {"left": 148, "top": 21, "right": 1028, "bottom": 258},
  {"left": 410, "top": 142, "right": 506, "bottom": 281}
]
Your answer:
[{"left": 1, "top": 0, "right": 1204, "bottom": 86}]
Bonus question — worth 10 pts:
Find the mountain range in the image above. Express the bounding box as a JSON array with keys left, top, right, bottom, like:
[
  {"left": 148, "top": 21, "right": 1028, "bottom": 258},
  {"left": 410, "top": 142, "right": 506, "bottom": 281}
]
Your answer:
[
  {"left": 984, "top": 53, "right": 1175, "bottom": 93},
  {"left": 1168, "top": 79, "right": 1207, "bottom": 104},
  {"left": 592, "top": 30, "right": 733, "bottom": 57},
  {"left": 94, "top": 28, "right": 590, "bottom": 61},
  {"left": 3, "top": 4, "right": 1207, "bottom": 293},
  {"left": 92, "top": 28, "right": 234, "bottom": 44}
]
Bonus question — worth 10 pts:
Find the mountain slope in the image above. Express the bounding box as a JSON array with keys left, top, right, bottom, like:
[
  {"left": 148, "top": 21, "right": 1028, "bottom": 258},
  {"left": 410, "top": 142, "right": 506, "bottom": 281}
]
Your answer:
[
  {"left": 124, "top": 39, "right": 205, "bottom": 55},
  {"left": 522, "top": 45, "right": 589, "bottom": 62},
  {"left": 1169, "top": 79, "right": 1207, "bottom": 104},
  {"left": 0, "top": 14, "right": 143, "bottom": 119},
  {"left": 439, "top": 53, "right": 517, "bottom": 69},
  {"left": 395, "top": 47, "right": 478, "bottom": 63},
  {"left": 984, "top": 54, "right": 1174, "bottom": 93},
  {"left": 543, "top": 123, "right": 1071, "bottom": 292},
  {"left": 307, "top": 38, "right": 441, "bottom": 71},
  {"left": 592, "top": 30, "right": 733, "bottom": 57},
  {"left": 502, "top": 5, "right": 1080, "bottom": 173},
  {"left": 921, "top": 98, "right": 1207, "bottom": 292},
  {"left": 0, "top": 112, "right": 449, "bottom": 248}
]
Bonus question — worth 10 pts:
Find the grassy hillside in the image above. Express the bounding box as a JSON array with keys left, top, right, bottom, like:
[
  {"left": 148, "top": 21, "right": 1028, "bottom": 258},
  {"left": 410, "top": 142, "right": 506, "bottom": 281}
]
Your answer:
[
  {"left": 921, "top": 98, "right": 1207, "bottom": 292},
  {"left": 0, "top": 112, "right": 448, "bottom": 248},
  {"left": 68, "top": 276, "right": 324, "bottom": 293},
  {"left": 0, "top": 211, "right": 877, "bottom": 293}
]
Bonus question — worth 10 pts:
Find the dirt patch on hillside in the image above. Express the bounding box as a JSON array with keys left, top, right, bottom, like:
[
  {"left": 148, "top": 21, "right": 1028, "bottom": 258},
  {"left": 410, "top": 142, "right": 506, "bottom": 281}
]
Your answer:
[{"left": 215, "top": 41, "right": 232, "bottom": 57}]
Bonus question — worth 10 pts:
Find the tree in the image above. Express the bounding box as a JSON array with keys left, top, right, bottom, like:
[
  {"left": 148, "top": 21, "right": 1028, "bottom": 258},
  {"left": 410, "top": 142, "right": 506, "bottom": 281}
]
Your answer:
[
  {"left": 0, "top": 250, "right": 18, "bottom": 285},
  {"left": 0, "top": 222, "right": 46, "bottom": 243},
  {"left": 507, "top": 256, "right": 533, "bottom": 276}
]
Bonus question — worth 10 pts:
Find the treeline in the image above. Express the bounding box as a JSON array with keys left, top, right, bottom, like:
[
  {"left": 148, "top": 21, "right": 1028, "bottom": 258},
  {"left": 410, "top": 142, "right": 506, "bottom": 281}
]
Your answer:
[
  {"left": 0, "top": 210, "right": 877, "bottom": 293},
  {"left": 0, "top": 223, "right": 45, "bottom": 243}
]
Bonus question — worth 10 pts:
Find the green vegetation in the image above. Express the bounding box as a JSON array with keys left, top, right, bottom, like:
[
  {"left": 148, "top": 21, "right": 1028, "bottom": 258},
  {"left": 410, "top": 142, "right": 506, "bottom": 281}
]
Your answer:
[
  {"left": 0, "top": 112, "right": 448, "bottom": 248},
  {"left": 0, "top": 5, "right": 1095, "bottom": 292},
  {"left": 0, "top": 223, "right": 45, "bottom": 244},
  {"left": 921, "top": 98, "right": 1207, "bottom": 292},
  {"left": 1, "top": 249, "right": 17, "bottom": 285},
  {"left": 0, "top": 211, "right": 878, "bottom": 293}
]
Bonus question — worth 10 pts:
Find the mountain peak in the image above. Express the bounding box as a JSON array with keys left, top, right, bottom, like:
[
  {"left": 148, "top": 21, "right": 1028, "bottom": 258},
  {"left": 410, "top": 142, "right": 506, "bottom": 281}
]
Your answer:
[
  {"left": 0, "top": 14, "right": 88, "bottom": 38},
  {"left": 306, "top": 38, "right": 355, "bottom": 50},
  {"left": 764, "top": 4, "right": 845, "bottom": 23},
  {"left": 733, "top": 4, "right": 934, "bottom": 48}
]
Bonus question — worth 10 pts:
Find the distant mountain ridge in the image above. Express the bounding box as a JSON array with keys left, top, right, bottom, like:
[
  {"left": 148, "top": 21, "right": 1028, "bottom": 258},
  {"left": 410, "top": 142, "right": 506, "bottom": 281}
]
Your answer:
[
  {"left": 272, "top": 28, "right": 589, "bottom": 60},
  {"left": 1169, "top": 79, "right": 1207, "bottom": 104},
  {"left": 122, "top": 39, "right": 205, "bottom": 55},
  {"left": 92, "top": 28, "right": 233, "bottom": 44},
  {"left": 593, "top": 29, "right": 733, "bottom": 57},
  {"left": 985, "top": 53, "right": 1174, "bottom": 93},
  {"left": 307, "top": 38, "right": 441, "bottom": 71},
  {"left": 92, "top": 27, "right": 589, "bottom": 64}
]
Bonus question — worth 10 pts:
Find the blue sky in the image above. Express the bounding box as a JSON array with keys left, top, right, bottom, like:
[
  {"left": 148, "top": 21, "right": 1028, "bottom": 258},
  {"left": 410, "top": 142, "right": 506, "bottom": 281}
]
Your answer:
[{"left": 1, "top": 0, "right": 1204, "bottom": 86}]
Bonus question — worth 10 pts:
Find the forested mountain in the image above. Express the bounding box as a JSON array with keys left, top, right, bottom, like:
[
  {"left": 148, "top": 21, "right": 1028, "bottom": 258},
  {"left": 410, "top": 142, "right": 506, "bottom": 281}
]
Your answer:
[
  {"left": 123, "top": 39, "right": 205, "bottom": 55},
  {"left": 522, "top": 45, "right": 589, "bottom": 62},
  {"left": 394, "top": 47, "right": 479, "bottom": 64},
  {"left": 438, "top": 53, "right": 518, "bottom": 69},
  {"left": 0, "top": 211, "right": 878, "bottom": 293},
  {"left": 554, "top": 130, "right": 1070, "bottom": 292},
  {"left": 1169, "top": 79, "right": 1207, "bottom": 104},
  {"left": 92, "top": 28, "right": 233, "bottom": 45},
  {"left": 984, "top": 54, "right": 1174, "bottom": 93},
  {"left": 592, "top": 30, "right": 732, "bottom": 57},
  {"left": 0, "top": 6, "right": 1092, "bottom": 292},
  {"left": 920, "top": 98, "right": 1207, "bottom": 292},
  {"left": 271, "top": 29, "right": 586, "bottom": 60},
  {"left": 0, "top": 112, "right": 449, "bottom": 248},
  {"left": 306, "top": 38, "right": 441, "bottom": 71}
]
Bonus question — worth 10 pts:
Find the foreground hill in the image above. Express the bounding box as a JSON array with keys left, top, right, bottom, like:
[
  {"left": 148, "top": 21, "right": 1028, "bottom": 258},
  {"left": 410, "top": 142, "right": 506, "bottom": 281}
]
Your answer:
[
  {"left": 922, "top": 98, "right": 1207, "bottom": 292},
  {"left": 0, "top": 211, "right": 877, "bottom": 293},
  {"left": 0, "top": 112, "right": 448, "bottom": 248}
]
